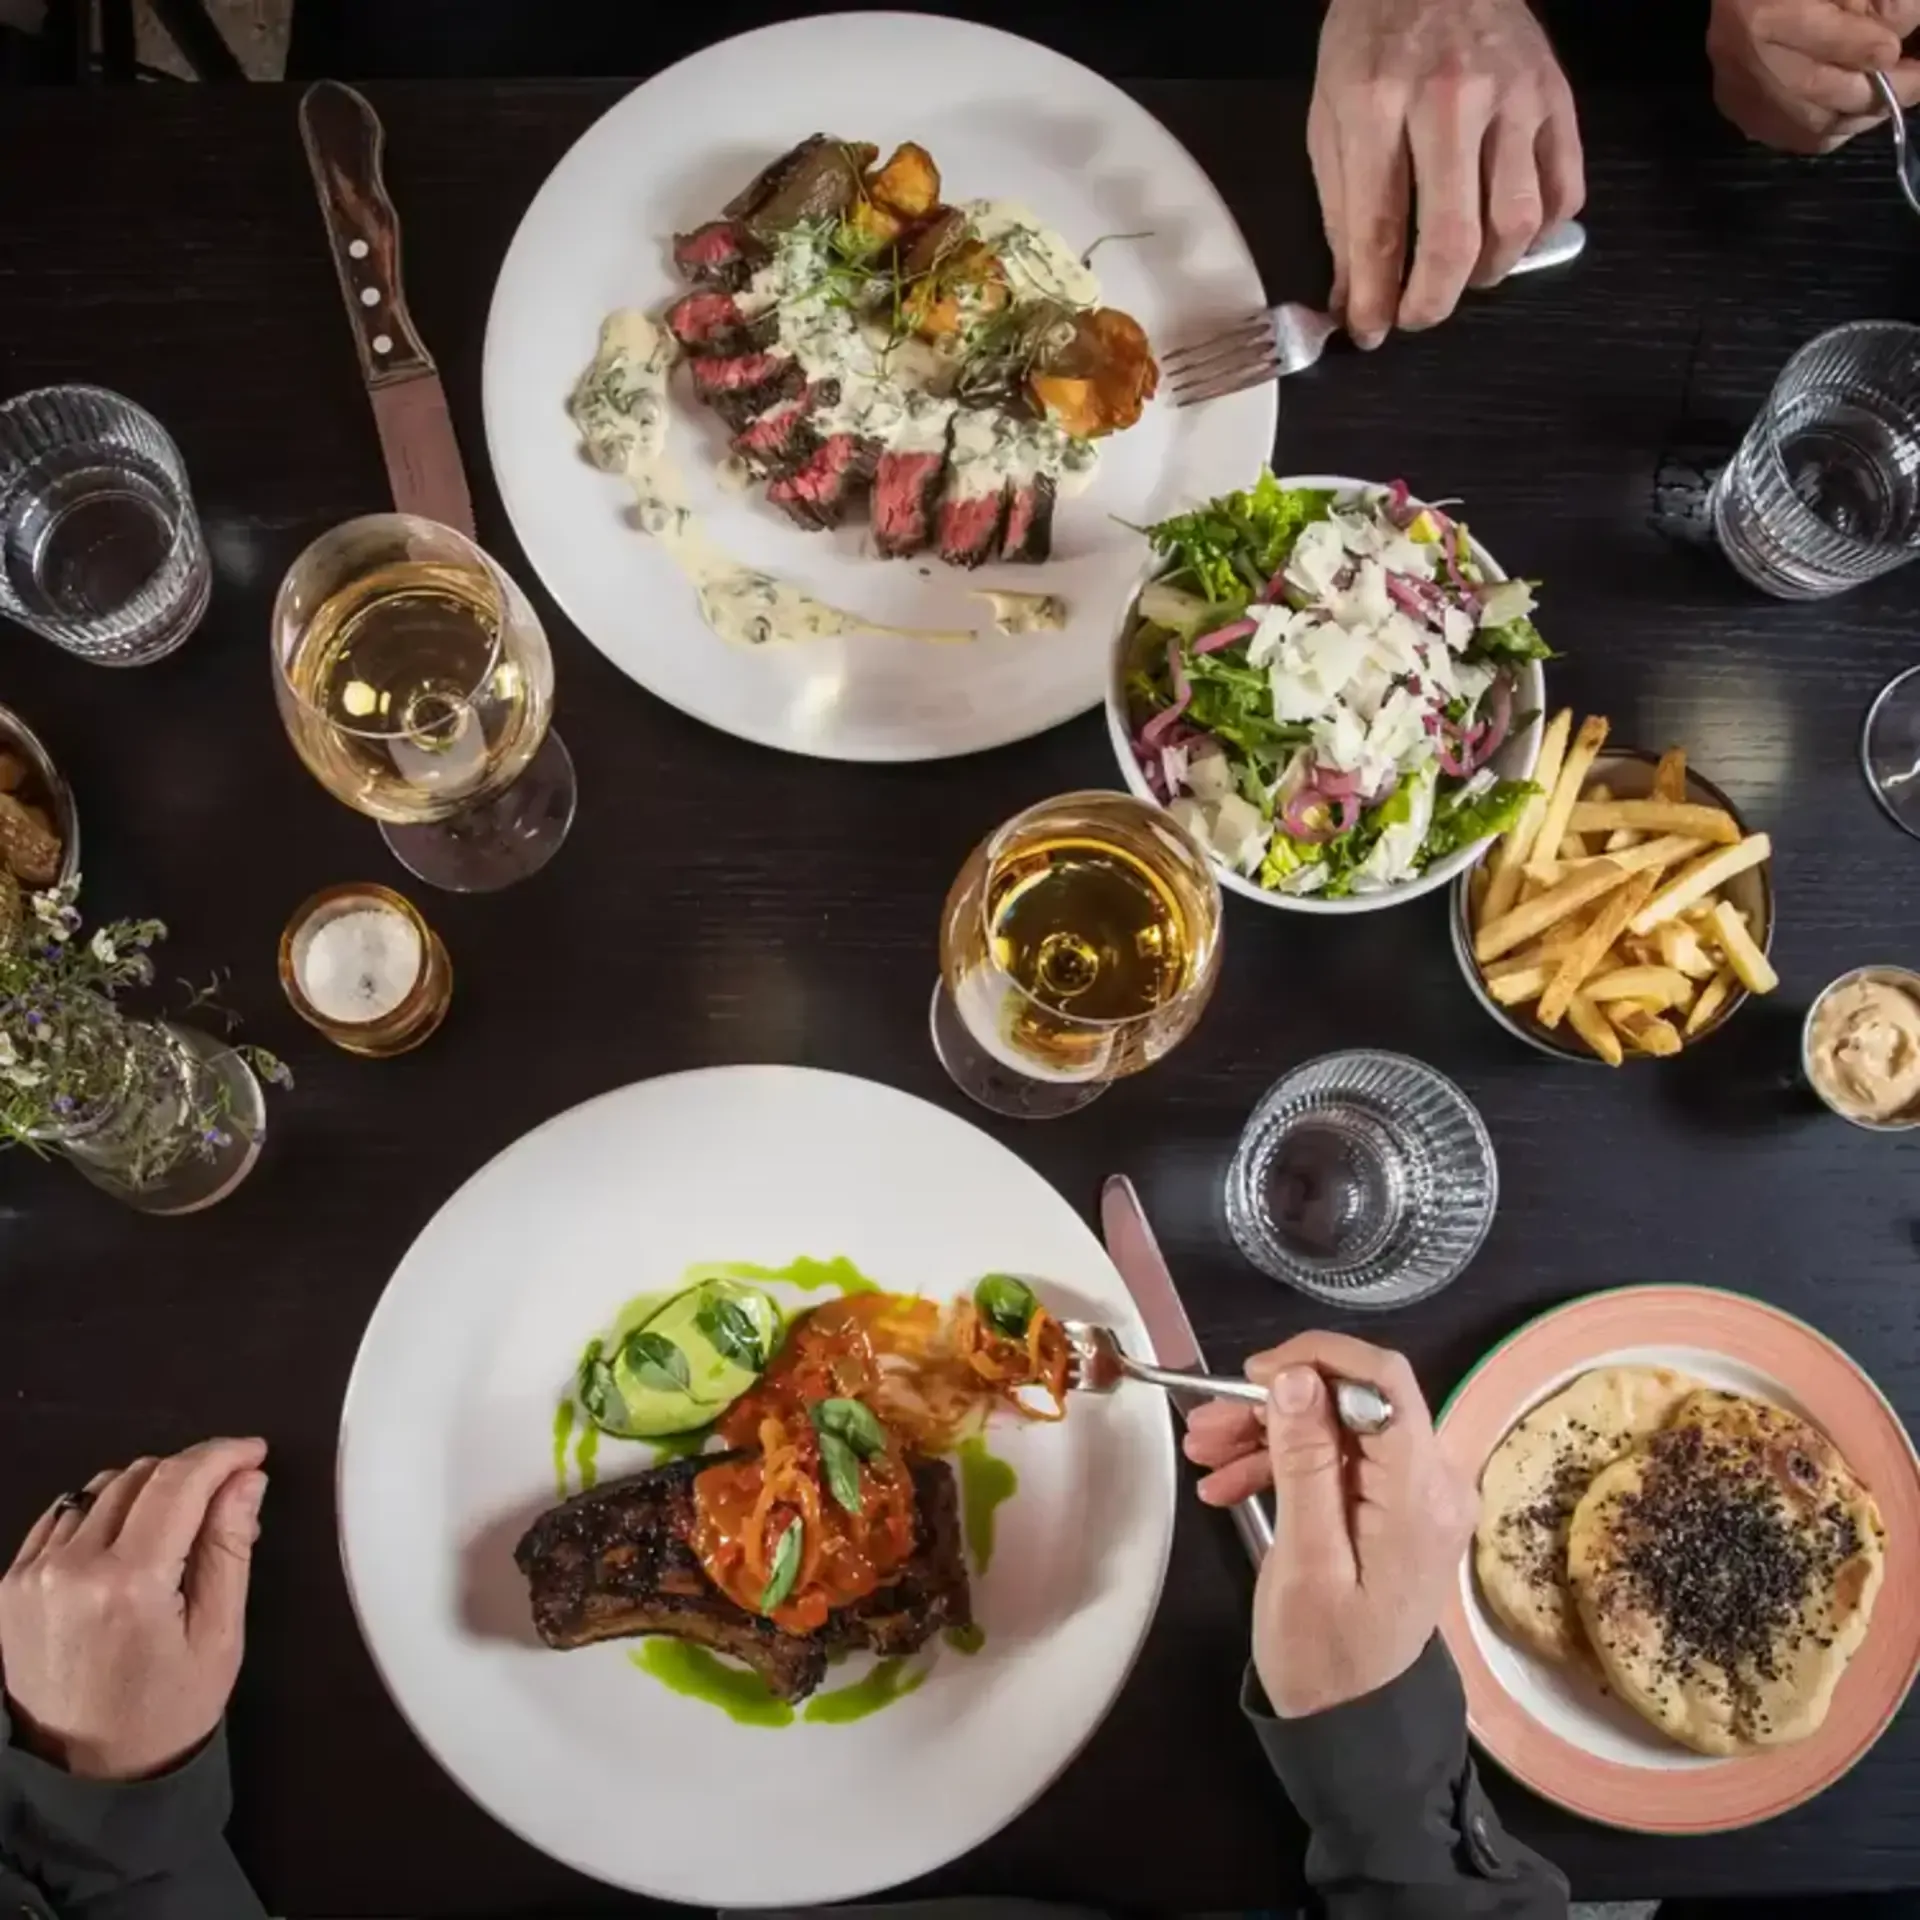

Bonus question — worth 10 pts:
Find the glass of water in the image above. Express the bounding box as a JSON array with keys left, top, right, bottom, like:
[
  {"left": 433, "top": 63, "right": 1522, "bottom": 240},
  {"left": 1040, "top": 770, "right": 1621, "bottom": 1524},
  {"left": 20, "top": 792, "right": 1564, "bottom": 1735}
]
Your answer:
[
  {"left": 1224, "top": 1050, "right": 1497, "bottom": 1309},
  {"left": 0, "top": 385, "right": 211, "bottom": 664},
  {"left": 1710, "top": 321, "right": 1920, "bottom": 600}
]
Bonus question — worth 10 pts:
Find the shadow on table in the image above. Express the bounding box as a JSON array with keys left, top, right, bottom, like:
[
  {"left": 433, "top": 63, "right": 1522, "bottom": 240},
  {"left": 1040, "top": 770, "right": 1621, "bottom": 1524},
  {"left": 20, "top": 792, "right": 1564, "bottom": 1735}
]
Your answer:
[{"left": 1654, "top": 996, "right": 1827, "bottom": 1138}]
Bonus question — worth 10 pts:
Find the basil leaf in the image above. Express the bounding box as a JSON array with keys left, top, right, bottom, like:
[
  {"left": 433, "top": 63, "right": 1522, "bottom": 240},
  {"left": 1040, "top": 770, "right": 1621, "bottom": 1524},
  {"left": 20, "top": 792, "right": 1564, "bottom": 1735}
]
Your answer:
[
  {"left": 760, "top": 1515, "right": 804, "bottom": 1612},
  {"left": 577, "top": 1342, "right": 628, "bottom": 1433},
  {"left": 697, "top": 1294, "right": 767, "bottom": 1373},
  {"left": 812, "top": 1396, "right": 887, "bottom": 1460},
  {"left": 974, "top": 1273, "right": 1038, "bottom": 1340},
  {"left": 818, "top": 1429, "right": 863, "bottom": 1516},
  {"left": 622, "top": 1329, "right": 691, "bottom": 1395}
]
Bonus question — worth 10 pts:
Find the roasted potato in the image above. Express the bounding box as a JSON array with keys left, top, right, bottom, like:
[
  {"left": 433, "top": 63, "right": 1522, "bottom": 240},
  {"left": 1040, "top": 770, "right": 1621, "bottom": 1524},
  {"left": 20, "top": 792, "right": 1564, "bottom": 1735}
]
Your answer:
[
  {"left": 866, "top": 142, "right": 941, "bottom": 218},
  {"left": 842, "top": 198, "right": 905, "bottom": 255},
  {"left": 905, "top": 239, "right": 1008, "bottom": 339},
  {"left": 1030, "top": 307, "right": 1159, "bottom": 437}
]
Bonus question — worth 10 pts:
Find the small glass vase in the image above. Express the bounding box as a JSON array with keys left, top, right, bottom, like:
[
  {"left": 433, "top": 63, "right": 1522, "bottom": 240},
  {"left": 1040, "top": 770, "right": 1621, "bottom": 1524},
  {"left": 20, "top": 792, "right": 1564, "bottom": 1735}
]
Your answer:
[{"left": 47, "top": 1018, "right": 265, "bottom": 1214}]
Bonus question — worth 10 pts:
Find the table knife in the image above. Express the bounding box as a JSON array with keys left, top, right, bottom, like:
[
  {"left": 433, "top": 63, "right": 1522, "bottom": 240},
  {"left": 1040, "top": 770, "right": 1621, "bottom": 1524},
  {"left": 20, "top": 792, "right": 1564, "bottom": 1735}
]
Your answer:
[
  {"left": 298, "top": 80, "right": 475, "bottom": 538},
  {"left": 1100, "top": 1173, "right": 1276, "bottom": 1566}
]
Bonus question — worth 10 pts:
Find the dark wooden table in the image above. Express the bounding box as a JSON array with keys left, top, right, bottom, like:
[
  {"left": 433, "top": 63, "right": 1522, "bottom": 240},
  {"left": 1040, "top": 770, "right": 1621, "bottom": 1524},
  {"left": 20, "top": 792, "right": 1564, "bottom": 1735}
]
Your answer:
[{"left": 3, "top": 71, "right": 1920, "bottom": 1918}]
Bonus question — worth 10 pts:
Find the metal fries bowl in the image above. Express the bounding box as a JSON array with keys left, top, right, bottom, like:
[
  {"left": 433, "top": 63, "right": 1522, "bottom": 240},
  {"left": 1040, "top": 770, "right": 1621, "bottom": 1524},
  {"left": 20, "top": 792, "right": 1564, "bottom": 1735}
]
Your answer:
[
  {"left": 1105, "top": 474, "right": 1547, "bottom": 916},
  {"left": 1450, "top": 748, "right": 1774, "bottom": 1064},
  {"left": 0, "top": 702, "right": 80, "bottom": 889}
]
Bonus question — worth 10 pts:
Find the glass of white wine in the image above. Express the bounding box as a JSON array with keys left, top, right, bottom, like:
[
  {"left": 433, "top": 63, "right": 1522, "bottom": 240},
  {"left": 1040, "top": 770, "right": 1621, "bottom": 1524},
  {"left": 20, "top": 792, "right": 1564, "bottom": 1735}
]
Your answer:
[
  {"left": 272, "top": 514, "right": 575, "bottom": 892},
  {"left": 932, "top": 790, "right": 1224, "bottom": 1119}
]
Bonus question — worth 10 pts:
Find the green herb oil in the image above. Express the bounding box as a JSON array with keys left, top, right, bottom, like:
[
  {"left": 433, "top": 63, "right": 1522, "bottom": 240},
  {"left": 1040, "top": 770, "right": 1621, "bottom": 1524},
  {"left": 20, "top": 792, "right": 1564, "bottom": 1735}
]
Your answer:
[
  {"left": 944, "top": 1621, "right": 986, "bottom": 1656},
  {"left": 802, "top": 1656, "right": 927, "bottom": 1724},
  {"left": 574, "top": 1420, "right": 600, "bottom": 1491},
  {"left": 956, "top": 1435, "right": 1016, "bottom": 1574},
  {"left": 550, "top": 1399, "right": 575, "bottom": 1501},
  {"left": 696, "top": 1254, "right": 882, "bottom": 1297},
  {"left": 630, "top": 1641, "right": 794, "bottom": 1728}
]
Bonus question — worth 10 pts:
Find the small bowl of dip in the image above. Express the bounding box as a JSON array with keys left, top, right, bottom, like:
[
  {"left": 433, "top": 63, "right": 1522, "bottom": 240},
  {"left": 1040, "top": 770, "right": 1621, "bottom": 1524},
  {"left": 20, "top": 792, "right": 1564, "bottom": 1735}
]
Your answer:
[{"left": 1803, "top": 965, "right": 1920, "bottom": 1131}]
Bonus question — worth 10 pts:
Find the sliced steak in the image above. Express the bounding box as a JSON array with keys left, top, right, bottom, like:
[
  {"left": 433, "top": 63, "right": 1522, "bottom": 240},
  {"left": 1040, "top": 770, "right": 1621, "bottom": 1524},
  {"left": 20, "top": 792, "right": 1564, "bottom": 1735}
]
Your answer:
[
  {"left": 871, "top": 449, "right": 947, "bottom": 559},
  {"left": 730, "top": 380, "right": 839, "bottom": 477},
  {"left": 663, "top": 290, "right": 774, "bottom": 358},
  {"left": 671, "top": 219, "right": 768, "bottom": 292},
  {"left": 936, "top": 481, "right": 1008, "bottom": 569},
  {"left": 767, "top": 433, "right": 879, "bottom": 530},
  {"left": 513, "top": 1452, "right": 970, "bottom": 1704},
  {"left": 725, "top": 134, "right": 869, "bottom": 235},
  {"left": 686, "top": 351, "right": 804, "bottom": 431},
  {"left": 1000, "top": 475, "right": 1057, "bottom": 564}
]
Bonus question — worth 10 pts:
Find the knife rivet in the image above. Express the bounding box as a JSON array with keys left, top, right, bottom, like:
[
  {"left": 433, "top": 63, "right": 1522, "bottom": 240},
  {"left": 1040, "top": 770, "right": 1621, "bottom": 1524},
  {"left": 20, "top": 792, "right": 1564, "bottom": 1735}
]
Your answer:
[
  {"left": 360, "top": 287, "right": 381, "bottom": 307},
  {"left": 372, "top": 334, "right": 393, "bottom": 354},
  {"left": 348, "top": 238, "right": 370, "bottom": 260}
]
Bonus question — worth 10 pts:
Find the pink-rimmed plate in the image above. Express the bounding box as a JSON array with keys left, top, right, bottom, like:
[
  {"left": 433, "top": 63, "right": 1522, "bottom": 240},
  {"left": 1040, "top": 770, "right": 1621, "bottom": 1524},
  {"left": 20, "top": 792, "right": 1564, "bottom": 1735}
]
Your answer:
[{"left": 1438, "top": 1285, "right": 1920, "bottom": 1833}]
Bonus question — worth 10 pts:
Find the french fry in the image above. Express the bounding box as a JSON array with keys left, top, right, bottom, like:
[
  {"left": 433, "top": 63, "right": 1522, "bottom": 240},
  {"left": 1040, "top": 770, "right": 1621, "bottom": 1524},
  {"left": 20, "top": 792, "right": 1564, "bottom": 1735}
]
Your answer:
[
  {"left": 1521, "top": 869, "right": 1556, "bottom": 899},
  {"left": 0, "top": 752, "right": 25, "bottom": 794},
  {"left": 1629, "top": 835, "right": 1773, "bottom": 934},
  {"left": 1562, "top": 784, "right": 1612, "bottom": 861},
  {"left": 1474, "top": 857, "right": 1638, "bottom": 964},
  {"left": 1603, "top": 824, "right": 1645, "bottom": 852},
  {"left": 1594, "top": 833, "right": 1708, "bottom": 877},
  {"left": 1566, "top": 800, "right": 1740, "bottom": 844},
  {"left": 1585, "top": 965, "right": 1695, "bottom": 1009},
  {"left": 1489, "top": 965, "right": 1553, "bottom": 1007},
  {"left": 1655, "top": 920, "right": 1717, "bottom": 979},
  {"left": 1481, "top": 708, "right": 1573, "bottom": 928},
  {"left": 1566, "top": 989, "right": 1624, "bottom": 1065},
  {"left": 1525, "top": 714, "right": 1610, "bottom": 884},
  {"left": 1469, "top": 863, "right": 1491, "bottom": 921},
  {"left": 1607, "top": 1005, "right": 1684, "bottom": 1057},
  {"left": 1684, "top": 968, "right": 1736, "bottom": 1037},
  {"left": 1707, "top": 898, "right": 1779, "bottom": 994},
  {"left": 1537, "top": 871, "right": 1660, "bottom": 1029},
  {"left": 1652, "top": 747, "right": 1687, "bottom": 803},
  {"left": 1559, "top": 830, "right": 1590, "bottom": 861}
]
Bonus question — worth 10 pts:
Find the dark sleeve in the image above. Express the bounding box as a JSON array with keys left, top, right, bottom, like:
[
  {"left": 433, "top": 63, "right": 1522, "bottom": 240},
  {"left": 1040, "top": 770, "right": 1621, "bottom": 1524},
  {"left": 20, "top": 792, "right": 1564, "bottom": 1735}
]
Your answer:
[
  {"left": 1243, "top": 1636, "right": 1569, "bottom": 1920},
  {"left": 0, "top": 1709, "right": 267, "bottom": 1920}
]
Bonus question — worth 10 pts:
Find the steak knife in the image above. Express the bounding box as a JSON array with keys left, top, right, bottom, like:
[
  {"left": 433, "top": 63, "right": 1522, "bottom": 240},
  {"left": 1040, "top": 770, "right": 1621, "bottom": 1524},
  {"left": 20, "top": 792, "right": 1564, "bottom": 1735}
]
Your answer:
[
  {"left": 1101, "top": 1174, "right": 1276, "bottom": 1565},
  {"left": 298, "top": 80, "right": 475, "bottom": 538}
]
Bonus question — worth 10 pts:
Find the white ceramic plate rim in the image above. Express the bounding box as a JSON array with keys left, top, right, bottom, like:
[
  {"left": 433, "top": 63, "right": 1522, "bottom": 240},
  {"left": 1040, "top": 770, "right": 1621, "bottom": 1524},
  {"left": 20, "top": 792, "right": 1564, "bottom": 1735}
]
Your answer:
[
  {"left": 336, "top": 1064, "right": 1176, "bottom": 1905},
  {"left": 1103, "top": 472, "right": 1547, "bottom": 913},
  {"left": 481, "top": 11, "right": 1276, "bottom": 763}
]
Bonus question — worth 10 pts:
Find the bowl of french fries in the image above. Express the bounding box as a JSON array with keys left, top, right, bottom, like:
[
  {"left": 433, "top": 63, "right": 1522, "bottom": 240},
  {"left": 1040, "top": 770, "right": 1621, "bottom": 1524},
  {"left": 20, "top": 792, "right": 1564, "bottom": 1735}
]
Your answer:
[
  {"left": 0, "top": 705, "right": 76, "bottom": 893},
  {"left": 1451, "top": 711, "right": 1776, "bottom": 1065}
]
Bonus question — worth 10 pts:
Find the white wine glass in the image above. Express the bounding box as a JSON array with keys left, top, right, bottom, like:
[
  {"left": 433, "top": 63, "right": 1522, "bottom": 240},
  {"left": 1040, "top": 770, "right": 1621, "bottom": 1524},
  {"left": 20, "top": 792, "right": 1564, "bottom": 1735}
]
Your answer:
[
  {"left": 272, "top": 514, "right": 575, "bottom": 892},
  {"left": 932, "top": 789, "right": 1224, "bottom": 1119}
]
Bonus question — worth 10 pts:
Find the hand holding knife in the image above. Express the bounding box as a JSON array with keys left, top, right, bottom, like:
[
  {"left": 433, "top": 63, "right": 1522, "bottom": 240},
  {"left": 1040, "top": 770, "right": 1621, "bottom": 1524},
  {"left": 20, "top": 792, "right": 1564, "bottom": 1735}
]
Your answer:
[{"left": 1098, "top": 1173, "right": 1394, "bottom": 1565}]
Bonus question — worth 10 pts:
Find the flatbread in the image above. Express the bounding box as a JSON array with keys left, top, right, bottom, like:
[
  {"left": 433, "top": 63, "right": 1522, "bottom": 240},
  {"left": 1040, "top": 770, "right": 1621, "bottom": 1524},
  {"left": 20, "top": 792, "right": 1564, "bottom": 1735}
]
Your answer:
[
  {"left": 1476, "top": 1366, "right": 1702, "bottom": 1666},
  {"left": 1568, "top": 1390, "right": 1887, "bottom": 1755}
]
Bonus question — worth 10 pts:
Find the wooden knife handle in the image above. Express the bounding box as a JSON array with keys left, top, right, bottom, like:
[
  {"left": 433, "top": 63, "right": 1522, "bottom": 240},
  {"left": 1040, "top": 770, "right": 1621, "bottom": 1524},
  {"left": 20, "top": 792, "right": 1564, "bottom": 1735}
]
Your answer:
[{"left": 298, "top": 80, "right": 436, "bottom": 391}]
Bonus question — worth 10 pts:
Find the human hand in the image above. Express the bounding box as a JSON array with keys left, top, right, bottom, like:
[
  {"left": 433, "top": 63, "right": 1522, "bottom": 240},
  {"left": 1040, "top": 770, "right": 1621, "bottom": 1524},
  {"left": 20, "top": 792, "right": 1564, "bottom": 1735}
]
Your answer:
[
  {"left": 1184, "top": 1333, "right": 1475, "bottom": 1717},
  {"left": 0, "top": 1437, "right": 268, "bottom": 1780},
  {"left": 1308, "top": 0, "right": 1584, "bottom": 348},
  {"left": 1708, "top": 0, "right": 1920, "bottom": 153}
]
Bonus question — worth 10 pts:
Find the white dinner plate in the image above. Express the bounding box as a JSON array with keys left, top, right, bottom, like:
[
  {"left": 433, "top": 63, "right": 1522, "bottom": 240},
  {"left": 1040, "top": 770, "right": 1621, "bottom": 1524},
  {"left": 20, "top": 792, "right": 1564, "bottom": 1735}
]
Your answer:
[
  {"left": 337, "top": 1065, "right": 1176, "bottom": 1903},
  {"left": 481, "top": 12, "right": 1276, "bottom": 761}
]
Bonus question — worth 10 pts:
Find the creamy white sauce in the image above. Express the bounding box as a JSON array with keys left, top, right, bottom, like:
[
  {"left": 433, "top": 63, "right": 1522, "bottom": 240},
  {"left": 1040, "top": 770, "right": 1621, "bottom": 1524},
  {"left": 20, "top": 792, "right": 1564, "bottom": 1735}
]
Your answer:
[
  {"left": 569, "top": 310, "right": 973, "bottom": 648},
  {"left": 736, "top": 206, "right": 1103, "bottom": 499},
  {"left": 973, "top": 590, "right": 1067, "bottom": 635}
]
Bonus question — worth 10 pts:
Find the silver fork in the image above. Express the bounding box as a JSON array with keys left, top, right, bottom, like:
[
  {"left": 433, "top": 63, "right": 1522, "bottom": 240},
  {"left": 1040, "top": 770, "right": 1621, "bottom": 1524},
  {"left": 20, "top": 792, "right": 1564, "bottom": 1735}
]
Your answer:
[
  {"left": 1872, "top": 72, "right": 1920, "bottom": 221},
  {"left": 1163, "top": 218, "right": 1589, "bottom": 407},
  {"left": 1060, "top": 1319, "right": 1394, "bottom": 1435}
]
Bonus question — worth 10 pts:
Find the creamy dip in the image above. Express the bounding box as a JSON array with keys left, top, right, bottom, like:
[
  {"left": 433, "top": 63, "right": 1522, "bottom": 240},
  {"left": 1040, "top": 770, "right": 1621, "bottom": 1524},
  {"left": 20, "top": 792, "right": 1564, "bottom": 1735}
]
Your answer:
[
  {"left": 569, "top": 309, "right": 973, "bottom": 647},
  {"left": 1807, "top": 970, "right": 1920, "bottom": 1124}
]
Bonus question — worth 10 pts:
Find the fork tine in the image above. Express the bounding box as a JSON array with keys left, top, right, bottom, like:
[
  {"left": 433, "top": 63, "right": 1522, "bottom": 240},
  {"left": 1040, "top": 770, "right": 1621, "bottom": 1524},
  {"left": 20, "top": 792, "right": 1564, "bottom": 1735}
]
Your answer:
[
  {"left": 1172, "top": 355, "right": 1282, "bottom": 407},
  {"left": 1159, "top": 315, "right": 1273, "bottom": 371}
]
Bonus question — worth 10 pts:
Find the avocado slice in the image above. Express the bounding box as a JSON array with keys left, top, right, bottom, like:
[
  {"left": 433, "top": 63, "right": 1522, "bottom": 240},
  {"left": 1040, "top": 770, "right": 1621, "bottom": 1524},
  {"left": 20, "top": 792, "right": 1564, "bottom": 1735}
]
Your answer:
[{"left": 580, "top": 1279, "right": 782, "bottom": 1439}]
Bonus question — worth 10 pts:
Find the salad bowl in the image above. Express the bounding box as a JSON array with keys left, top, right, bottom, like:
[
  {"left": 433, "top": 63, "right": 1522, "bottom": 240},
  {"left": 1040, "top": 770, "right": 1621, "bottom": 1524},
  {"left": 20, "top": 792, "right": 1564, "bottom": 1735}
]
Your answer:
[{"left": 1105, "top": 472, "right": 1546, "bottom": 915}]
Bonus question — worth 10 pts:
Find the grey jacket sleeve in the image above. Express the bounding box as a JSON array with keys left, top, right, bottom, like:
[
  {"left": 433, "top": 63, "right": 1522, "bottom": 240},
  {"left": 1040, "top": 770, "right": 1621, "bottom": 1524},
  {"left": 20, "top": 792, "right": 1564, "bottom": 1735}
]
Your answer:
[
  {"left": 0, "top": 1704, "right": 267, "bottom": 1920},
  {"left": 1244, "top": 1636, "right": 1569, "bottom": 1920}
]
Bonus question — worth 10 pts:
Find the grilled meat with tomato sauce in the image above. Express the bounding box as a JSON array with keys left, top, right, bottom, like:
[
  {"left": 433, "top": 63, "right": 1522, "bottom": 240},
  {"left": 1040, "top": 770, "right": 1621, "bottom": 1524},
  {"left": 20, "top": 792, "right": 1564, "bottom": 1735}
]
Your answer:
[{"left": 514, "top": 1451, "right": 970, "bottom": 1703}]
